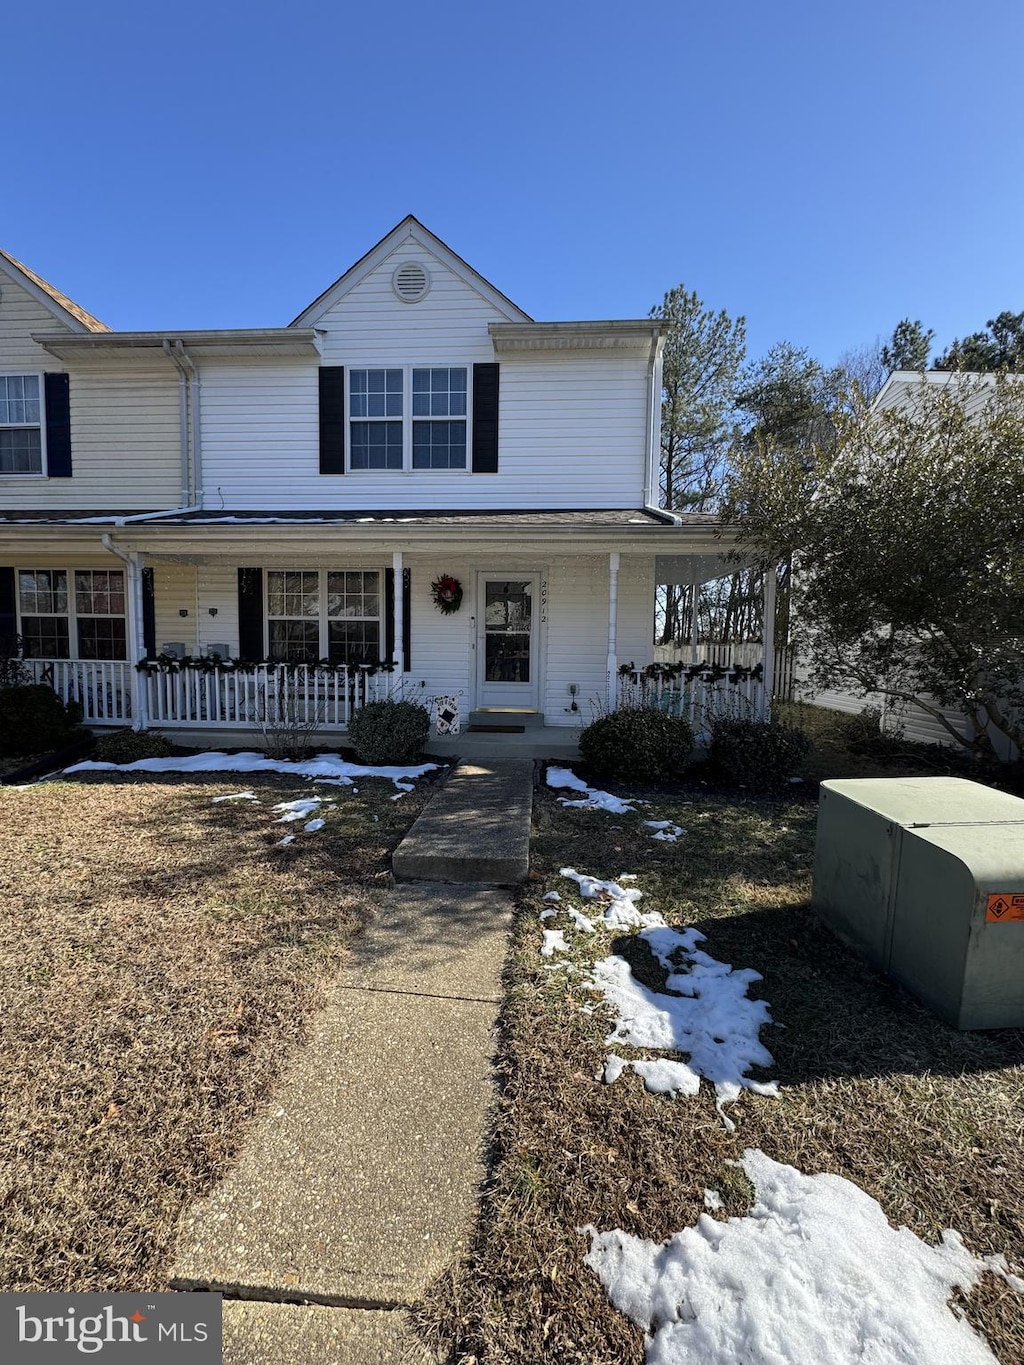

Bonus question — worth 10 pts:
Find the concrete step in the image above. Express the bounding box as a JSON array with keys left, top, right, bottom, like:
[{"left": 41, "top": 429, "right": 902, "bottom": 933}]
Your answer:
[
  {"left": 392, "top": 760, "right": 533, "bottom": 885},
  {"left": 467, "top": 708, "right": 544, "bottom": 731}
]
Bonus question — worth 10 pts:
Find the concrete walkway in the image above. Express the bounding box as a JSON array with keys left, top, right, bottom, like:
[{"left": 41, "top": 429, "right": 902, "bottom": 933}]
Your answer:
[{"left": 170, "top": 760, "right": 534, "bottom": 1364}]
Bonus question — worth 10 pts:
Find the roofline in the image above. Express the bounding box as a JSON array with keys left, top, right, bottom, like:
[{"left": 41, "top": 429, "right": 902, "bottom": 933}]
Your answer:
[
  {"left": 489, "top": 320, "right": 667, "bottom": 352},
  {"left": 0, "top": 247, "right": 111, "bottom": 333},
  {"left": 31, "top": 328, "right": 320, "bottom": 347},
  {"left": 288, "top": 215, "right": 532, "bottom": 327}
]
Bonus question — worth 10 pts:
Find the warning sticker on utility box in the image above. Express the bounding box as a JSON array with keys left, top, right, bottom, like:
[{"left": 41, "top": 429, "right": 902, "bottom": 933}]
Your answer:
[{"left": 986, "top": 894, "right": 1024, "bottom": 922}]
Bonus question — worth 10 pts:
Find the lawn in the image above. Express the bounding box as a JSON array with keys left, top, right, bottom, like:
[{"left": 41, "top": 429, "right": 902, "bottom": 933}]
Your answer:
[
  {"left": 0, "top": 767, "right": 433, "bottom": 1293},
  {"left": 419, "top": 754, "right": 1024, "bottom": 1363}
]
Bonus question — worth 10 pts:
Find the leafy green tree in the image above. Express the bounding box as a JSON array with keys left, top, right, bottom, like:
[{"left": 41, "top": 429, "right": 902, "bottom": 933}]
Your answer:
[
  {"left": 722, "top": 375, "right": 1024, "bottom": 757},
  {"left": 735, "top": 343, "right": 848, "bottom": 455},
  {"left": 934, "top": 310, "right": 1024, "bottom": 371},
  {"left": 652, "top": 286, "right": 746, "bottom": 512},
  {"left": 881, "top": 318, "right": 933, "bottom": 373}
]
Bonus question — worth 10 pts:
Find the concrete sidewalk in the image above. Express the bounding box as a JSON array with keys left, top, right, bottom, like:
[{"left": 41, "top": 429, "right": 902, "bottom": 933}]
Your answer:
[{"left": 170, "top": 759, "right": 533, "bottom": 1364}]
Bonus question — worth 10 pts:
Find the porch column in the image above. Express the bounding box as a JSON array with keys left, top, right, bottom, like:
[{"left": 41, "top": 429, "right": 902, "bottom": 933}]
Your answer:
[
  {"left": 391, "top": 549, "right": 404, "bottom": 691},
  {"left": 607, "top": 551, "right": 620, "bottom": 711},
  {"left": 760, "top": 564, "right": 777, "bottom": 721},
  {"left": 128, "top": 551, "right": 150, "bottom": 731},
  {"left": 689, "top": 576, "right": 700, "bottom": 664}
]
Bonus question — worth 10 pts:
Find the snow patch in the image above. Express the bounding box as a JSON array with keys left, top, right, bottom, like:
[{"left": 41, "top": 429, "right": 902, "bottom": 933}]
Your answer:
[
  {"left": 560, "top": 867, "right": 666, "bottom": 931},
  {"left": 272, "top": 797, "right": 326, "bottom": 824},
  {"left": 211, "top": 791, "right": 259, "bottom": 804},
  {"left": 584, "top": 1148, "right": 1010, "bottom": 1365},
  {"left": 65, "top": 750, "right": 437, "bottom": 791},
  {"left": 541, "top": 930, "right": 569, "bottom": 958},
  {"left": 546, "top": 766, "right": 636, "bottom": 815},
  {"left": 587, "top": 924, "right": 776, "bottom": 1128}
]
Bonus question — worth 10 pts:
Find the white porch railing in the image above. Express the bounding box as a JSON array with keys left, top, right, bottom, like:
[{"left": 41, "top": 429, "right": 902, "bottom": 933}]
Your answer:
[
  {"left": 143, "top": 662, "right": 389, "bottom": 729},
  {"left": 653, "top": 642, "right": 796, "bottom": 701},
  {"left": 24, "top": 660, "right": 393, "bottom": 730},
  {"left": 25, "top": 659, "right": 133, "bottom": 724},
  {"left": 617, "top": 663, "right": 766, "bottom": 735}
]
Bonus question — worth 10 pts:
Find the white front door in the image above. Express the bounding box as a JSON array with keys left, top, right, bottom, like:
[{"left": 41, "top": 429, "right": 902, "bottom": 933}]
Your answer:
[{"left": 476, "top": 573, "right": 540, "bottom": 710}]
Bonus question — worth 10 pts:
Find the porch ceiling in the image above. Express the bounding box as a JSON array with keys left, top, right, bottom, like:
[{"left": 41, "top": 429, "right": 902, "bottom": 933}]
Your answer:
[{"left": 656, "top": 551, "right": 753, "bottom": 586}]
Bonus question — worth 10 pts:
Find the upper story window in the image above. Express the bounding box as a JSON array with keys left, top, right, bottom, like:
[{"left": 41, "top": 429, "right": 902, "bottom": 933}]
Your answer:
[
  {"left": 0, "top": 375, "right": 43, "bottom": 474},
  {"left": 348, "top": 367, "right": 467, "bottom": 471}
]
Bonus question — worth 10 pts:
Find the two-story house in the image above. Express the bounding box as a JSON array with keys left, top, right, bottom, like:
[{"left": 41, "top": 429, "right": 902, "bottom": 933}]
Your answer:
[{"left": 0, "top": 217, "right": 771, "bottom": 751}]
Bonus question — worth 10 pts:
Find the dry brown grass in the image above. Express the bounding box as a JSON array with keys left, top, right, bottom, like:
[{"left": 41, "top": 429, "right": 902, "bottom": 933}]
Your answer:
[
  {"left": 0, "top": 770, "right": 431, "bottom": 1293},
  {"left": 419, "top": 783, "right": 1024, "bottom": 1365}
]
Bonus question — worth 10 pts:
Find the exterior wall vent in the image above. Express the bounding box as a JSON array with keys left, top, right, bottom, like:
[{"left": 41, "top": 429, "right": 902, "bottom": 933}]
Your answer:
[{"left": 392, "top": 260, "right": 430, "bottom": 303}]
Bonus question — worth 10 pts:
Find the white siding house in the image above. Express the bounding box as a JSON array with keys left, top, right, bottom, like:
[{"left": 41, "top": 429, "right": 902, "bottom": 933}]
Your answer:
[{"left": 0, "top": 219, "right": 770, "bottom": 751}]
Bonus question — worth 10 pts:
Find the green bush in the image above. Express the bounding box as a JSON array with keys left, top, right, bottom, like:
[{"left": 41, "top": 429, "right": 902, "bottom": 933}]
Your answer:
[
  {"left": 0, "top": 684, "right": 84, "bottom": 757},
  {"left": 94, "top": 728, "right": 174, "bottom": 763},
  {"left": 578, "top": 707, "right": 694, "bottom": 785},
  {"left": 348, "top": 698, "right": 431, "bottom": 765},
  {"left": 708, "top": 716, "right": 811, "bottom": 791}
]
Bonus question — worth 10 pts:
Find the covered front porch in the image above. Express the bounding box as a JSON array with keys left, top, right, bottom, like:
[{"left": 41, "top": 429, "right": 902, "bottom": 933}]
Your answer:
[{"left": 3, "top": 511, "right": 776, "bottom": 754}]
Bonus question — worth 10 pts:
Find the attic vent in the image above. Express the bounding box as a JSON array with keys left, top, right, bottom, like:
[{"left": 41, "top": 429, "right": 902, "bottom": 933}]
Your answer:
[{"left": 392, "top": 260, "right": 430, "bottom": 303}]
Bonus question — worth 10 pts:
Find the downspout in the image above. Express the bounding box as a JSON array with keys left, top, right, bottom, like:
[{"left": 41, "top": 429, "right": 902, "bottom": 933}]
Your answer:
[
  {"left": 101, "top": 533, "right": 150, "bottom": 732},
  {"left": 162, "top": 338, "right": 204, "bottom": 508}
]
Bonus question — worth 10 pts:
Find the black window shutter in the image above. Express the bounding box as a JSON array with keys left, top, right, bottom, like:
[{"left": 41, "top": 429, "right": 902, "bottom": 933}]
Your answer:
[
  {"left": 384, "top": 568, "right": 395, "bottom": 666},
  {"left": 319, "top": 366, "right": 346, "bottom": 474},
  {"left": 402, "top": 567, "right": 411, "bottom": 672},
  {"left": 472, "top": 363, "right": 499, "bottom": 472},
  {"left": 237, "top": 568, "right": 264, "bottom": 660},
  {"left": 141, "top": 568, "right": 156, "bottom": 659},
  {"left": 44, "top": 373, "right": 72, "bottom": 477},
  {"left": 0, "top": 567, "right": 16, "bottom": 651}
]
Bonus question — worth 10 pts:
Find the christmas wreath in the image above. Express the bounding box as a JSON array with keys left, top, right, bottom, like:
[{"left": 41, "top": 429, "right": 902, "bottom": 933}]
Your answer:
[{"left": 430, "top": 574, "right": 464, "bottom": 615}]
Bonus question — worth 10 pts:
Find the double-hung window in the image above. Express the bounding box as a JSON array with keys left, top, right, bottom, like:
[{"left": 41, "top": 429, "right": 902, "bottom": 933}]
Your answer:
[
  {"left": 17, "top": 569, "right": 127, "bottom": 659},
  {"left": 0, "top": 375, "right": 43, "bottom": 474},
  {"left": 348, "top": 367, "right": 467, "bottom": 471},
  {"left": 266, "top": 570, "right": 382, "bottom": 665}
]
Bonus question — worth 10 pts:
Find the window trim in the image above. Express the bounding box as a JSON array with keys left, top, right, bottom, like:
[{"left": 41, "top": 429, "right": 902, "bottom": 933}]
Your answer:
[
  {"left": 264, "top": 568, "right": 384, "bottom": 665},
  {"left": 15, "top": 566, "right": 128, "bottom": 660},
  {"left": 345, "top": 365, "right": 472, "bottom": 473},
  {"left": 0, "top": 372, "right": 47, "bottom": 479}
]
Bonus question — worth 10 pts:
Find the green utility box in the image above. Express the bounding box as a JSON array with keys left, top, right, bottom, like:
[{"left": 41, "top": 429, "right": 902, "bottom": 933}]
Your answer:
[{"left": 813, "top": 777, "right": 1024, "bottom": 1030}]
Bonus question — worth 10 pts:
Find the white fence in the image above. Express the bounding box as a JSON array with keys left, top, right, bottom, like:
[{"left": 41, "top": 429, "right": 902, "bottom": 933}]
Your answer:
[
  {"left": 617, "top": 666, "right": 766, "bottom": 735},
  {"left": 25, "top": 660, "right": 392, "bottom": 730},
  {"left": 653, "top": 642, "right": 796, "bottom": 700},
  {"left": 26, "top": 659, "right": 133, "bottom": 724}
]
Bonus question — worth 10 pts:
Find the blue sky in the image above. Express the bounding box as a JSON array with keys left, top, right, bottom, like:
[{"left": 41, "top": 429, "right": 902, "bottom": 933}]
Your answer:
[{"left": 5, "top": 0, "right": 1022, "bottom": 365}]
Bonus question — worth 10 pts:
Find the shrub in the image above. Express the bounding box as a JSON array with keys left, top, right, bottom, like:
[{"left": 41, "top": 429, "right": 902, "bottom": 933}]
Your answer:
[
  {"left": 0, "top": 684, "right": 84, "bottom": 757},
  {"left": 348, "top": 698, "right": 431, "bottom": 765},
  {"left": 708, "top": 716, "right": 811, "bottom": 791},
  {"left": 94, "top": 728, "right": 174, "bottom": 763},
  {"left": 578, "top": 707, "right": 694, "bottom": 785}
]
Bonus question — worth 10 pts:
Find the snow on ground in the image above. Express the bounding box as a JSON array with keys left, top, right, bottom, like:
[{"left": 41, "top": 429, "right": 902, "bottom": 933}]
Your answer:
[
  {"left": 546, "top": 765, "right": 687, "bottom": 843},
  {"left": 560, "top": 868, "right": 667, "bottom": 931},
  {"left": 272, "top": 797, "right": 327, "bottom": 823},
  {"left": 541, "top": 929, "right": 569, "bottom": 958},
  {"left": 584, "top": 1148, "right": 1013, "bottom": 1365},
  {"left": 546, "top": 766, "right": 637, "bottom": 815},
  {"left": 303, "top": 818, "right": 325, "bottom": 832},
  {"left": 548, "top": 869, "right": 776, "bottom": 1128},
  {"left": 64, "top": 751, "right": 437, "bottom": 791},
  {"left": 590, "top": 923, "right": 777, "bottom": 1128},
  {"left": 211, "top": 790, "right": 258, "bottom": 803}
]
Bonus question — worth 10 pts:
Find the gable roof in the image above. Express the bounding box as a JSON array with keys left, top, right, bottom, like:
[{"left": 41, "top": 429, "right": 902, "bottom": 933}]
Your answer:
[
  {"left": 289, "top": 215, "right": 532, "bottom": 327},
  {"left": 0, "top": 247, "right": 110, "bottom": 333}
]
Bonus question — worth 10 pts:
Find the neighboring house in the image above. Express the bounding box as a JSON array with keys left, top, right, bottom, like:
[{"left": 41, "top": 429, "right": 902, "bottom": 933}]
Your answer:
[
  {"left": 797, "top": 368, "right": 1017, "bottom": 760},
  {"left": 0, "top": 218, "right": 771, "bottom": 747}
]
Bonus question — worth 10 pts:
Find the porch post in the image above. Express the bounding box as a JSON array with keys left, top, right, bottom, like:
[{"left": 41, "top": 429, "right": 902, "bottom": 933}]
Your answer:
[
  {"left": 689, "top": 576, "right": 700, "bottom": 664},
  {"left": 391, "top": 549, "right": 404, "bottom": 693},
  {"left": 128, "top": 551, "right": 150, "bottom": 731},
  {"left": 760, "top": 564, "right": 777, "bottom": 721},
  {"left": 607, "top": 551, "right": 620, "bottom": 711}
]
